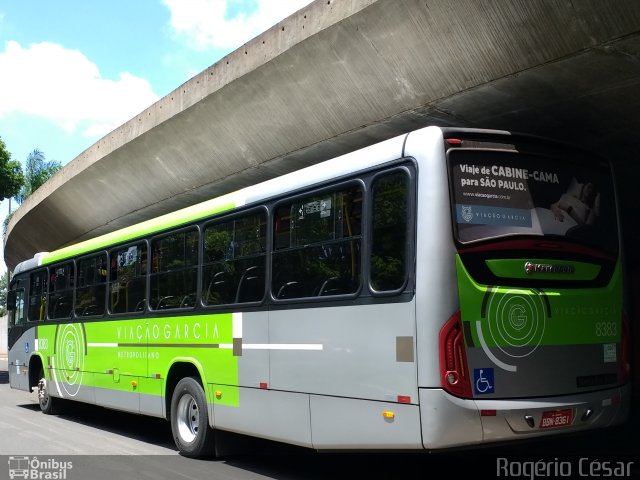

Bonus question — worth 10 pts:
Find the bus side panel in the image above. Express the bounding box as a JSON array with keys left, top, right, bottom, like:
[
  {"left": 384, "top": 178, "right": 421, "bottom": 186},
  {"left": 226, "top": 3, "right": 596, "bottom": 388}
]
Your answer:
[
  {"left": 143, "top": 311, "right": 264, "bottom": 418},
  {"left": 204, "top": 311, "right": 270, "bottom": 427},
  {"left": 138, "top": 378, "right": 163, "bottom": 417},
  {"left": 405, "top": 127, "right": 460, "bottom": 388},
  {"left": 34, "top": 323, "right": 97, "bottom": 406},
  {"left": 269, "top": 302, "right": 417, "bottom": 402},
  {"left": 234, "top": 311, "right": 270, "bottom": 390},
  {"left": 8, "top": 325, "right": 98, "bottom": 405},
  {"left": 310, "top": 395, "right": 422, "bottom": 449},
  {"left": 94, "top": 374, "right": 139, "bottom": 413},
  {"left": 8, "top": 327, "right": 35, "bottom": 392},
  {"left": 212, "top": 387, "right": 313, "bottom": 448},
  {"left": 32, "top": 320, "right": 139, "bottom": 412}
]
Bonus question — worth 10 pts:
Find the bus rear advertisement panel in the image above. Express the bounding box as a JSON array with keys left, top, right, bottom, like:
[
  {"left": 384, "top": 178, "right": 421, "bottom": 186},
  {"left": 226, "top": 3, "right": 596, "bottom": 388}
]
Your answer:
[
  {"left": 448, "top": 145, "right": 624, "bottom": 398},
  {"left": 6, "top": 126, "right": 630, "bottom": 457},
  {"left": 450, "top": 150, "right": 618, "bottom": 253}
]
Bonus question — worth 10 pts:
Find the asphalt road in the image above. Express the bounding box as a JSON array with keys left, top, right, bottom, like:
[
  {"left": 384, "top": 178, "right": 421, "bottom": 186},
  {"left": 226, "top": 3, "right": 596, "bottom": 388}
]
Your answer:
[{"left": 0, "top": 358, "right": 637, "bottom": 480}]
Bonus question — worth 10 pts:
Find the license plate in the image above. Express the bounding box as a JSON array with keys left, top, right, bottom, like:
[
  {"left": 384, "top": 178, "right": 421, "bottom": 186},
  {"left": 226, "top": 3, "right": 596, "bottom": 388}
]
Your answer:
[{"left": 539, "top": 409, "right": 573, "bottom": 429}]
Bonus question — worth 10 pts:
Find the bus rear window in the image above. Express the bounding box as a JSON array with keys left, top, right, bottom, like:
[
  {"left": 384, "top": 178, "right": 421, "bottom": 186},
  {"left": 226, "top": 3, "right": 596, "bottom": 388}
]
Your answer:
[{"left": 448, "top": 150, "right": 618, "bottom": 254}]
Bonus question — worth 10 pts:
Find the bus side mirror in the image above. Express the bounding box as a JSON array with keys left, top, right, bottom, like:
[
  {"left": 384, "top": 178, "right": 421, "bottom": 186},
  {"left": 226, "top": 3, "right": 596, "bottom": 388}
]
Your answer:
[{"left": 7, "top": 290, "right": 16, "bottom": 311}]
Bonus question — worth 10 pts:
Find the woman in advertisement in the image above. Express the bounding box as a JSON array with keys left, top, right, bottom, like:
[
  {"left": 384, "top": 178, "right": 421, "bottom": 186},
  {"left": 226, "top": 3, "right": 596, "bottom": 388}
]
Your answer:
[{"left": 550, "top": 179, "right": 600, "bottom": 226}]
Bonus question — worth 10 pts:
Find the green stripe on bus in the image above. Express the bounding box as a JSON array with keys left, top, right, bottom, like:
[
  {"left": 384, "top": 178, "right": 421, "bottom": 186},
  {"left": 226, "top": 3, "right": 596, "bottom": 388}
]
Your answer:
[{"left": 42, "top": 195, "right": 238, "bottom": 265}]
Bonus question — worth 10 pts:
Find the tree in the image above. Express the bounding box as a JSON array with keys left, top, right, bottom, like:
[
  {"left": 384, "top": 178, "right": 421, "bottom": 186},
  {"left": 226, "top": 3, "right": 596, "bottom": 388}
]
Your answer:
[
  {"left": 0, "top": 136, "right": 24, "bottom": 202},
  {"left": 3, "top": 148, "right": 63, "bottom": 242},
  {"left": 16, "top": 149, "right": 62, "bottom": 204}
]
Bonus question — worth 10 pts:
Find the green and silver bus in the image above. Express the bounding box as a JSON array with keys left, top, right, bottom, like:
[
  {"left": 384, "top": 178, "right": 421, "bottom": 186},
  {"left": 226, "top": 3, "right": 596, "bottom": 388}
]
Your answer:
[{"left": 7, "top": 126, "right": 630, "bottom": 456}]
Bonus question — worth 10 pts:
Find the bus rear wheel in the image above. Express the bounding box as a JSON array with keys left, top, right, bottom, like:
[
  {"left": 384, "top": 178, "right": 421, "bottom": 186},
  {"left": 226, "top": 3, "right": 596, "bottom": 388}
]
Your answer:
[
  {"left": 37, "top": 369, "right": 57, "bottom": 415},
  {"left": 170, "top": 376, "right": 215, "bottom": 457}
]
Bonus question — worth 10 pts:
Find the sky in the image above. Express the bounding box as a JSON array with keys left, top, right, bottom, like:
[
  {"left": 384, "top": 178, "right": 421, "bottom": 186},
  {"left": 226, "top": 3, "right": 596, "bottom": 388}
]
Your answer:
[{"left": 0, "top": 0, "right": 313, "bottom": 274}]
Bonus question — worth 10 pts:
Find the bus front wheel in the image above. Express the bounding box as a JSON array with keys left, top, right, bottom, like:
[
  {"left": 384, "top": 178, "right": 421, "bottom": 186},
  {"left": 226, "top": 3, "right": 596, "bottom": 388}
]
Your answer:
[
  {"left": 37, "top": 369, "right": 57, "bottom": 415},
  {"left": 170, "top": 376, "right": 215, "bottom": 457}
]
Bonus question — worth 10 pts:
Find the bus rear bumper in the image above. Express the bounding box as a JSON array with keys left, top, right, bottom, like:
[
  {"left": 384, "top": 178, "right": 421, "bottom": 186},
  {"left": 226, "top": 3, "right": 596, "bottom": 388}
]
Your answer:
[{"left": 420, "top": 384, "right": 630, "bottom": 449}]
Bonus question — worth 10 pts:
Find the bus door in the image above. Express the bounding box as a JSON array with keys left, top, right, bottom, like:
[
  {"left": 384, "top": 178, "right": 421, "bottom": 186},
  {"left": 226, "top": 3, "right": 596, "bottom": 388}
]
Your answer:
[{"left": 7, "top": 277, "right": 28, "bottom": 391}]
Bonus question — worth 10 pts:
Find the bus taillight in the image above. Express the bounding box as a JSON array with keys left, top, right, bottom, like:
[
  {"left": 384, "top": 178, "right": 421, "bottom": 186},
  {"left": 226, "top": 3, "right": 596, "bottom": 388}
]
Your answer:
[
  {"left": 439, "top": 310, "right": 472, "bottom": 398},
  {"left": 619, "top": 310, "right": 630, "bottom": 385}
]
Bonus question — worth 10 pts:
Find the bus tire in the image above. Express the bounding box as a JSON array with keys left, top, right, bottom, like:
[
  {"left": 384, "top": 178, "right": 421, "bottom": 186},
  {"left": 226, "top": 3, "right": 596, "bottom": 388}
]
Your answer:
[
  {"left": 38, "top": 368, "right": 57, "bottom": 415},
  {"left": 170, "top": 376, "right": 215, "bottom": 457}
]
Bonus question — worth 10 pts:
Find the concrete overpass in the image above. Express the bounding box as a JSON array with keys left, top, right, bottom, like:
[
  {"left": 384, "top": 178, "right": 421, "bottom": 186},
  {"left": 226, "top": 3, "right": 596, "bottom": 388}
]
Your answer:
[{"left": 6, "top": 0, "right": 640, "bottom": 270}]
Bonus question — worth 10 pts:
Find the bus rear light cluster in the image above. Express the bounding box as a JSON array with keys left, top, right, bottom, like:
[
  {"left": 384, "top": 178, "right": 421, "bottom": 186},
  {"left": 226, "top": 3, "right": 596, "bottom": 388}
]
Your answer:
[{"left": 439, "top": 310, "right": 472, "bottom": 398}]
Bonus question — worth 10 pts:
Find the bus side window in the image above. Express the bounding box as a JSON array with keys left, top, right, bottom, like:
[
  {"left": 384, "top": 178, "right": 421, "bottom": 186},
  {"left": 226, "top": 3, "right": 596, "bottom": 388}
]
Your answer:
[
  {"left": 109, "top": 243, "right": 148, "bottom": 314},
  {"left": 48, "top": 262, "right": 74, "bottom": 320},
  {"left": 28, "top": 270, "right": 48, "bottom": 321},
  {"left": 202, "top": 211, "right": 266, "bottom": 306},
  {"left": 75, "top": 253, "right": 107, "bottom": 317},
  {"left": 370, "top": 171, "right": 409, "bottom": 292},
  {"left": 150, "top": 229, "right": 198, "bottom": 310},
  {"left": 272, "top": 185, "right": 362, "bottom": 299}
]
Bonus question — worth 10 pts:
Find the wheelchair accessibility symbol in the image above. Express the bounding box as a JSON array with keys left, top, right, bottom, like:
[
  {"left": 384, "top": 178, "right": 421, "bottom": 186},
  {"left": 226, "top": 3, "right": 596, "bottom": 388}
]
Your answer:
[{"left": 474, "top": 368, "right": 495, "bottom": 394}]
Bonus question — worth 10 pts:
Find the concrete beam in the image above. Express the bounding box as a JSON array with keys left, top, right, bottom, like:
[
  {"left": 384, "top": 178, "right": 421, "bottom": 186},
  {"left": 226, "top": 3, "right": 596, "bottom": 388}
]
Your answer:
[{"left": 5, "top": 0, "right": 640, "bottom": 269}]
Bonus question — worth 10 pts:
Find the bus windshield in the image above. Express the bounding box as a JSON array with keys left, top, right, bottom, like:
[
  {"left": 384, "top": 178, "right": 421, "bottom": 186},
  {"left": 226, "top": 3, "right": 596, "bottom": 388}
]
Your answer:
[{"left": 449, "top": 149, "right": 618, "bottom": 254}]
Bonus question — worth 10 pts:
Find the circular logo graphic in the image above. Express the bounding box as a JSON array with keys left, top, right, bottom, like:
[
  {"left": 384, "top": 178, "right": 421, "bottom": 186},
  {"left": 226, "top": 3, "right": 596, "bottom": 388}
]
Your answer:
[
  {"left": 485, "top": 288, "right": 546, "bottom": 358},
  {"left": 56, "top": 323, "right": 85, "bottom": 397},
  {"left": 461, "top": 205, "right": 473, "bottom": 223}
]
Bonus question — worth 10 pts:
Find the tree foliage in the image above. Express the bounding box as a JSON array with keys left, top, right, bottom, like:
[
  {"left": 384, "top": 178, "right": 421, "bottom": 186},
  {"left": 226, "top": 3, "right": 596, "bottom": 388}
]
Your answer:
[
  {"left": 0, "top": 137, "right": 24, "bottom": 201},
  {"left": 16, "top": 149, "right": 62, "bottom": 204},
  {"left": 2, "top": 147, "right": 63, "bottom": 242},
  {"left": 0, "top": 272, "right": 8, "bottom": 316},
  {"left": 2, "top": 211, "right": 14, "bottom": 241}
]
